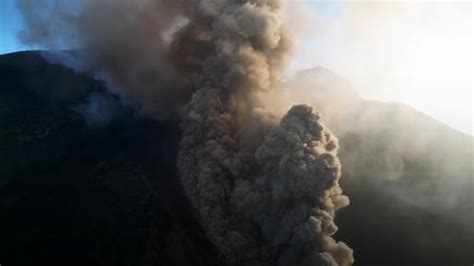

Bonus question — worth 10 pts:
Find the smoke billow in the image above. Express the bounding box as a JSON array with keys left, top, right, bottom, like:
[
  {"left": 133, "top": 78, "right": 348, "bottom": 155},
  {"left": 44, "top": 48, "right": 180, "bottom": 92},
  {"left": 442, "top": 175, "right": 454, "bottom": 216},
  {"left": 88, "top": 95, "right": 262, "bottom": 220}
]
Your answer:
[
  {"left": 17, "top": 0, "right": 193, "bottom": 116},
  {"left": 232, "top": 105, "right": 352, "bottom": 265},
  {"left": 17, "top": 0, "right": 353, "bottom": 265}
]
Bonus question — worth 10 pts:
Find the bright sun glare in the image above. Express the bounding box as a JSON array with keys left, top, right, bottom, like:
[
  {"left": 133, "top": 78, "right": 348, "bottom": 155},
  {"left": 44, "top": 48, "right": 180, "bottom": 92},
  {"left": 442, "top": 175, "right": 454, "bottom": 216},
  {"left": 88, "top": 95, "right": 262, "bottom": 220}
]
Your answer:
[{"left": 290, "top": 1, "right": 473, "bottom": 135}]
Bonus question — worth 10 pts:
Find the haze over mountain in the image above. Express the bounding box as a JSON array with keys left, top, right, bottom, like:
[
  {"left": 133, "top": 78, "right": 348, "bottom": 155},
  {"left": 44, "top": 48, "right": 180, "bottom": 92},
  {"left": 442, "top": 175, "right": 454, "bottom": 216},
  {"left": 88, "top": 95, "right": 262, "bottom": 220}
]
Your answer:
[
  {"left": 1, "top": 51, "right": 472, "bottom": 265},
  {"left": 283, "top": 67, "right": 474, "bottom": 264}
]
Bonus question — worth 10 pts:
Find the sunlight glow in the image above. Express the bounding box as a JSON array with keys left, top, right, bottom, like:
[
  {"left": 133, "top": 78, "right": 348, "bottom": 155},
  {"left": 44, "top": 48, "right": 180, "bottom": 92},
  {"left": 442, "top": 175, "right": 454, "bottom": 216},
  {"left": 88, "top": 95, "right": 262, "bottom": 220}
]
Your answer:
[{"left": 289, "top": 2, "right": 473, "bottom": 134}]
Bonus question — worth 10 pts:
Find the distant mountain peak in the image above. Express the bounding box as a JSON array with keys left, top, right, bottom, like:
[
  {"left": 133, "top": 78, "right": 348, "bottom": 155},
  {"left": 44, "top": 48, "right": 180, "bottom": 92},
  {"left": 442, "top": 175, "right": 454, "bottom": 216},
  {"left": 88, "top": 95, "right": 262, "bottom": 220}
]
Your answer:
[
  {"left": 298, "top": 66, "right": 335, "bottom": 76},
  {"left": 286, "top": 66, "right": 360, "bottom": 102}
]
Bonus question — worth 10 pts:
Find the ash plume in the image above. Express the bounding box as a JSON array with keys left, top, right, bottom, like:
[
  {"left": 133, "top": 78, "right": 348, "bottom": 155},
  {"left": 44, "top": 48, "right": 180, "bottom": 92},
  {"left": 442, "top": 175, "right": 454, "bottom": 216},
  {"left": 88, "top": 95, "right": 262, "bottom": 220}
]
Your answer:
[
  {"left": 231, "top": 105, "right": 353, "bottom": 266},
  {"left": 17, "top": 0, "right": 353, "bottom": 265},
  {"left": 17, "top": 0, "right": 193, "bottom": 116}
]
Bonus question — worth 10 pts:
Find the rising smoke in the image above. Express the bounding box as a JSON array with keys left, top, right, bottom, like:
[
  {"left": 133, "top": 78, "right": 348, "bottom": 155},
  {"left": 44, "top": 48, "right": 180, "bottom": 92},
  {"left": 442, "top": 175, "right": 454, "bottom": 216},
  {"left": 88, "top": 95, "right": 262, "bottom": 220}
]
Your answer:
[
  {"left": 231, "top": 105, "right": 353, "bottom": 265},
  {"left": 17, "top": 0, "right": 353, "bottom": 265}
]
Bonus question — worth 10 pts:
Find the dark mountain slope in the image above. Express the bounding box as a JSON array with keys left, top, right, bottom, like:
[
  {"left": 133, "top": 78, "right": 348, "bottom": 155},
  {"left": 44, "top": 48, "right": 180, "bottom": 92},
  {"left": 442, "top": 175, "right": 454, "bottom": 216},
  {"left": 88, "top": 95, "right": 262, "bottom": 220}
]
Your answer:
[{"left": 0, "top": 51, "right": 220, "bottom": 266}]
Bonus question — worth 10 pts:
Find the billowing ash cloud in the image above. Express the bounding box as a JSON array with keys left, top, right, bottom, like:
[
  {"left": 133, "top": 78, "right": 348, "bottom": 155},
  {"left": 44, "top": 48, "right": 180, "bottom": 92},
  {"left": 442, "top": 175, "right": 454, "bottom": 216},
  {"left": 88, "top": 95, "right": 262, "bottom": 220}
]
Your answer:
[
  {"left": 18, "top": 0, "right": 352, "bottom": 265},
  {"left": 18, "top": 0, "right": 194, "bottom": 116},
  {"left": 231, "top": 105, "right": 353, "bottom": 265}
]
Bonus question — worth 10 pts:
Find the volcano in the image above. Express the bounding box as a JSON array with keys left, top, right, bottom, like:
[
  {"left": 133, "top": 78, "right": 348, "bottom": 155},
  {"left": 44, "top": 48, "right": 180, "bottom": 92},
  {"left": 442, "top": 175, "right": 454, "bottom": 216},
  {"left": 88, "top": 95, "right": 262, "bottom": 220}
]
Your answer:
[{"left": 0, "top": 51, "right": 472, "bottom": 265}]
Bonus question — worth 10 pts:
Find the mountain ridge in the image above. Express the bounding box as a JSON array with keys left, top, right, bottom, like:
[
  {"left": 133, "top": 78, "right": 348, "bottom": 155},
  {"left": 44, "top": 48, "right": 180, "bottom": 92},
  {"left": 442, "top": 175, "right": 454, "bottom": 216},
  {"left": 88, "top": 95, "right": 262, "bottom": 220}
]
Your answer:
[{"left": 1, "top": 51, "right": 472, "bottom": 265}]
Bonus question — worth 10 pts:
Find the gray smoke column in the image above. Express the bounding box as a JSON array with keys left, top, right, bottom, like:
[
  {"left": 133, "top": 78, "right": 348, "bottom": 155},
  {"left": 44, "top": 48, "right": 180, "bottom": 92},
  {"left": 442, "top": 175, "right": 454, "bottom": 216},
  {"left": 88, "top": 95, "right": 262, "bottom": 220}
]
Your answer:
[
  {"left": 175, "top": 1, "right": 353, "bottom": 265},
  {"left": 232, "top": 105, "right": 353, "bottom": 265},
  {"left": 17, "top": 0, "right": 353, "bottom": 265}
]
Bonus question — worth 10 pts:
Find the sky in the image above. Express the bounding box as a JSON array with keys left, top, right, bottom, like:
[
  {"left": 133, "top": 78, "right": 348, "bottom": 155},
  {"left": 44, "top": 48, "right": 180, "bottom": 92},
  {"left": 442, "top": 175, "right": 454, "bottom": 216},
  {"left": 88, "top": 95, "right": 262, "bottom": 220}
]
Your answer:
[
  {"left": 0, "top": 0, "right": 473, "bottom": 135},
  {"left": 288, "top": 1, "right": 473, "bottom": 135},
  {"left": 0, "top": 0, "right": 25, "bottom": 54}
]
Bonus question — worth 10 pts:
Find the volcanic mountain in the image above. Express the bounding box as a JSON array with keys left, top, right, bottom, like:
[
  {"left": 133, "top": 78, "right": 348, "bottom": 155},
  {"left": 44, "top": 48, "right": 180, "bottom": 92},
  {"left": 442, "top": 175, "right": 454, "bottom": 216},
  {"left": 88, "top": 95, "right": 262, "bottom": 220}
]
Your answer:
[{"left": 1, "top": 52, "right": 472, "bottom": 265}]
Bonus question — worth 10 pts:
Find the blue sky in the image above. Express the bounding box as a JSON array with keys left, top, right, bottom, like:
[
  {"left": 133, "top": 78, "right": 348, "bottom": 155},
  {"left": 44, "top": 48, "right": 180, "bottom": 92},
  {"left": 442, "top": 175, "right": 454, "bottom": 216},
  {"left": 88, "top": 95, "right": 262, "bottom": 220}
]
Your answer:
[{"left": 0, "top": 0, "right": 26, "bottom": 54}]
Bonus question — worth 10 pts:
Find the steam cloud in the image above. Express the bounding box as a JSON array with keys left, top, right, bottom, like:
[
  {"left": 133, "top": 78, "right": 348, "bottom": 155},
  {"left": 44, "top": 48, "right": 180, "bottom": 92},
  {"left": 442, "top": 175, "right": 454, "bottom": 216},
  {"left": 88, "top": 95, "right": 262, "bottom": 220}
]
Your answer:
[{"left": 17, "top": 0, "right": 353, "bottom": 265}]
